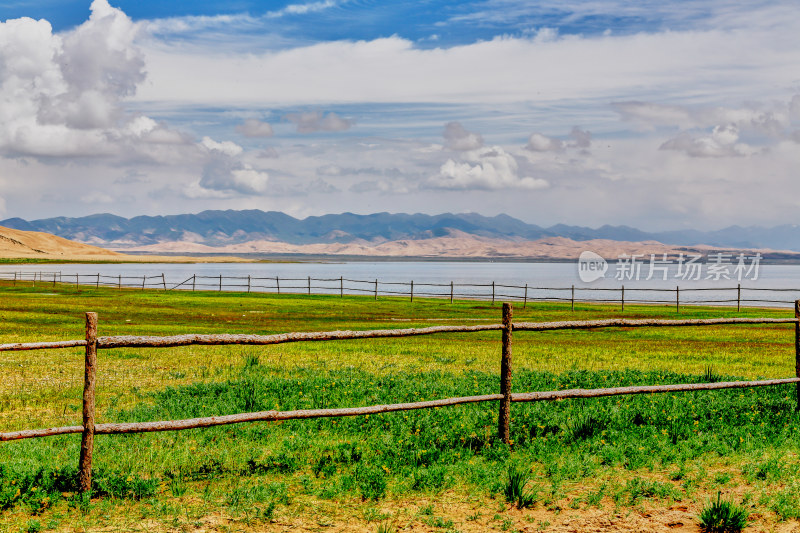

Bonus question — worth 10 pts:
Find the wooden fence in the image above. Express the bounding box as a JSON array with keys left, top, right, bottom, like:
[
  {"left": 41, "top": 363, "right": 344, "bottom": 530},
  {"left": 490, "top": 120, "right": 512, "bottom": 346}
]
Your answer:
[
  {"left": 2, "top": 302, "right": 800, "bottom": 494},
  {"left": 2, "top": 271, "right": 800, "bottom": 310}
]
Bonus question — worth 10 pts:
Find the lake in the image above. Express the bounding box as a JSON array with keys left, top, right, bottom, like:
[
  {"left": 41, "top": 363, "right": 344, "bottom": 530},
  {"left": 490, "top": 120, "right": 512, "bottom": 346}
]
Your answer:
[{"left": 1, "top": 260, "right": 799, "bottom": 308}]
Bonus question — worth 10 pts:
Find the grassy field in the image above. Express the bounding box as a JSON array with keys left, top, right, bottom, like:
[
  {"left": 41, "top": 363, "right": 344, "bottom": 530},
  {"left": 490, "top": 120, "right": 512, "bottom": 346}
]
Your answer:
[{"left": 1, "top": 281, "right": 800, "bottom": 532}]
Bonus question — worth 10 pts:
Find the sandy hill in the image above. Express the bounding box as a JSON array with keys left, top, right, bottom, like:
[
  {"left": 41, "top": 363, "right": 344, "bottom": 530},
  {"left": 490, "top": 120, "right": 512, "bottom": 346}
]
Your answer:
[
  {"left": 0, "top": 226, "right": 248, "bottom": 262},
  {"left": 0, "top": 225, "right": 128, "bottom": 259},
  {"left": 125, "top": 230, "right": 800, "bottom": 260}
]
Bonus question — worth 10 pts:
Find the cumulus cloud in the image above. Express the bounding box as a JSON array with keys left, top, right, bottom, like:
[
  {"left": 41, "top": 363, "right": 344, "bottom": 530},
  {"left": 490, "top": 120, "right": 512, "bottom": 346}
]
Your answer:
[
  {"left": 428, "top": 146, "right": 548, "bottom": 190},
  {"left": 659, "top": 124, "right": 751, "bottom": 158},
  {"left": 0, "top": 0, "right": 154, "bottom": 158},
  {"left": 200, "top": 136, "right": 243, "bottom": 157},
  {"left": 526, "top": 133, "right": 564, "bottom": 152},
  {"left": 443, "top": 121, "right": 483, "bottom": 151},
  {"left": 285, "top": 111, "right": 352, "bottom": 133},
  {"left": 236, "top": 118, "right": 274, "bottom": 138},
  {"left": 569, "top": 127, "right": 592, "bottom": 149},
  {"left": 194, "top": 137, "right": 268, "bottom": 194}
]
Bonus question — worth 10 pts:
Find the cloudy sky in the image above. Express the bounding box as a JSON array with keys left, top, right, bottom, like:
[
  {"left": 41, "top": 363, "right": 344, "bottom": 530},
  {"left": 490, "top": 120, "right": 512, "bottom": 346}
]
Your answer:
[{"left": 0, "top": 0, "right": 798, "bottom": 231}]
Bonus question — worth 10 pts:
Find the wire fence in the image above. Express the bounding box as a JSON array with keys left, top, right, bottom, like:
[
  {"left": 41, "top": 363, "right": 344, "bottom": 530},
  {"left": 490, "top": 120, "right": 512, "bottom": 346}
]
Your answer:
[{"left": 2, "top": 270, "right": 800, "bottom": 310}]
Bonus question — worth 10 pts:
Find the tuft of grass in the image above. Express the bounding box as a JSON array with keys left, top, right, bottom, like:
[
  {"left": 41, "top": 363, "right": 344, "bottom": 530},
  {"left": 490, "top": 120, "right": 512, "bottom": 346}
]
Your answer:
[
  {"left": 699, "top": 492, "right": 749, "bottom": 532},
  {"left": 503, "top": 466, "right": 538, "bottom": 509}
]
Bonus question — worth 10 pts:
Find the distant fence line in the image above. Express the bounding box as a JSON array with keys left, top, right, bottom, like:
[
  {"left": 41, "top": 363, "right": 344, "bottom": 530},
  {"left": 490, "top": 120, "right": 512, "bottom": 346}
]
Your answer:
[
  {"left": 2, "top": 270, "right": 800, "bottom": 310},
  {"left": 2, "top": 304, "right": 800, "bottom": 495}
]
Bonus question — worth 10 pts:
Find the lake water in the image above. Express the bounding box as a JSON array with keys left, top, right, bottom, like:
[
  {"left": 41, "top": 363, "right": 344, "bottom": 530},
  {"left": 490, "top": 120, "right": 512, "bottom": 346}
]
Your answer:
[{"left": 2, "top": 260, "right": 800, "bottom": 308}]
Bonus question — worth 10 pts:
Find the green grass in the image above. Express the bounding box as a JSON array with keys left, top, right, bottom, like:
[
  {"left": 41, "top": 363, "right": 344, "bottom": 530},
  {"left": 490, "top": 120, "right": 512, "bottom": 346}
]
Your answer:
[{"left": 1, "top": 280, "right": 799, "bottom": 530}]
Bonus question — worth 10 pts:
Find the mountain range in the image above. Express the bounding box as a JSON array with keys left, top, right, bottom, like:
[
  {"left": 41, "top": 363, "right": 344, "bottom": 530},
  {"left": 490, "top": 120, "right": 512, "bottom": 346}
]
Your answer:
[{"left": 2, "top": 210, "right": 800, "bottom": 252}]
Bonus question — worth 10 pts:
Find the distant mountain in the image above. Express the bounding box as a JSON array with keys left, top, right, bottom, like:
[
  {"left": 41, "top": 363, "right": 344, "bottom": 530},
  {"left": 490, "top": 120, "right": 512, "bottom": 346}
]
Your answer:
[{"left": 3, "top": 210, "right": 800, "bottom": 252}]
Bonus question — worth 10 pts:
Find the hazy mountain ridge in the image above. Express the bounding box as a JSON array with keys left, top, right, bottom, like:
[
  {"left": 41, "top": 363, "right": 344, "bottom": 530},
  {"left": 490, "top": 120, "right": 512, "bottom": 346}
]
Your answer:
[{"left": 3, "top": 210, "right": 800, "bottom": 251}]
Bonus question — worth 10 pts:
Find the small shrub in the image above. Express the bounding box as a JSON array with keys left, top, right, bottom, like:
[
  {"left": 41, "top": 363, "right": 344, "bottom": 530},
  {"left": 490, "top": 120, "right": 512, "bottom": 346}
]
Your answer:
[
  {"left": 699, "top": 492, "right": 749, "bottom": 532},
  {"left": 355, "top": 464, "right": 387, "bottom": 501}
]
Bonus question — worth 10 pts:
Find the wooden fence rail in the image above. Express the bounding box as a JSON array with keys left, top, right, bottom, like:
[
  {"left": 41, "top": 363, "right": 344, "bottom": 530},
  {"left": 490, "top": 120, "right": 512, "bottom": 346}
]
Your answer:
[{"left": 2, "top": 302, "right": 800, "bottom": 495}]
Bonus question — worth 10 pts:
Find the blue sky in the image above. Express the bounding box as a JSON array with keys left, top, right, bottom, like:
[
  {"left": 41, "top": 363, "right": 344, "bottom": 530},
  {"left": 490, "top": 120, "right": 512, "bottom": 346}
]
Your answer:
[{"left": 0, "top": 0, "right": 798, "bottom": 231}]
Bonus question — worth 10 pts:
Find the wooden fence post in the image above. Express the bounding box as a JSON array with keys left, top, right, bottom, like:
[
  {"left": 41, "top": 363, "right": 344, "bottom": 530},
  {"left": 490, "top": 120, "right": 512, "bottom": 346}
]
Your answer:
[
  {"left": 219, "top": 274, "right": 223, "bottom": 292},
  {"left": 308, "top": 276, "right": 311, "bottom": 295},
  {"left": 621, "top": 285, "right": 625, "bottom": 312},
  {"left": 141, "top": 275, "right": 145, "bottom": 291},
  {"left": 676, "top": 286, "right": 680, "bottom": 314},
  {"left": 192, "top": 274, "right": 196, "bottom": 292},
  {"left": 79, "top": 312, "right": 98, "bottom": 494},
  {"left": 162, "top": 274, "right": 167, "bottom": 291},
  {"left": 498, "top": 303, "right": 513, "bottom": 444},
  {"left": 571, "top": 285, "right": 575, "bottom": 311},
  {"left": 247, "top": 275, "right": 251, "bottom": 293},
  {"left": 95, "top": 273, "right": 100, "bottom": 289},
  {"left": 340, "top": 276, "right": 344, "bottom": 298},
  {"left": 737, "top": 284, "right": 741, "bottom": 312},
  {"left": 492, "top": 282, "right": 495, "bottom": 305},
  {"left": 523, "top": 283, "right": 527, "bottom": 309},
  {"left": 374, "top": 279, "right": 378, "bottom": 300},
  {"left": 795, "top": 300, "right": 800, "bottom": 412},
  {"left": 276, "top": 277, "right": 280, "bottom": 294},
  {"left": 450, "top": 281, "right": 454, "bottom": 304},
  {"left": 410, "top": 280, "right": 414, "bottom": 302},
  {"left": 118, "top": 275, "right": 121, "bottom": 290}
]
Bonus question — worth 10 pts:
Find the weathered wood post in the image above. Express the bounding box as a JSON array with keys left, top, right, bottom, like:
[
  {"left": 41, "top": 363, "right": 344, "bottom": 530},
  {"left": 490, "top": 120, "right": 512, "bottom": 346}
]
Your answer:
[
  {"left": 795, "top": 300, "right": 800, "bottom": 412},
  {"left": 192, "top": 274, "right": 196, "bottom": 292},
  {"left": 162, "top": 274, "right": 167, "bottom": 291},
  {"left": 118, "top": 275, "right": 121, "bottom": 290},
  {"left": 141, "top": 275, "right": 145, "bottom": 291},
  {"left": 621, "top": 285, "right": 625, "bottom": 312},
  {"left": 374, "top": 279, "right": 378, "bottom": 300},
  {"left": 79, "top": 312, "right": 98, "bottom": 494},
  {"left": 340, "top": 276, "right": 344, "bottom": 298},
  {"left": 308, "top": 276, "right": 311, "bottom": 295},
  {"left": 450, "top": 281, "right": 454, "bottom": 304},
  {"left": 571, "top": 285, "right": 575, "bottom": 311},
  {"left": 737, "top": 284, "right": 741, "bottom": 312},
  {"left": 492, "top": 282, "right": 495, "bottom": 305},
  {"left": 410, "top": 280, "right": 414, "bottom": 302},
  {"left": 498, "top": 303, "right": 513, "bottom": 444},
  {"left": 676, "top": 286, "right": 680, "bottom": 314},
  {"left": 219, "top": 274, "right": 223, "bottom": 292},
  {"left": 95, "top": 273, "right": 100, "bottom": 289},
  {"left": 276, "top": 277, "right": 280, "bottom": 294},
  {"left": 247, "top": 275, "right": 251, "bottom": 293},
  {"left": 523, "top": 283, "right": 527, "bottom": 309}
]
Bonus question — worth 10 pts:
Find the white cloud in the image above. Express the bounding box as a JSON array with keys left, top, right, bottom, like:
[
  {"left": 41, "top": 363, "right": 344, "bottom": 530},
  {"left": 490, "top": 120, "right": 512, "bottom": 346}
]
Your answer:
[
  {"left": 285, "top": 111, "right": 352, "bottom": 133},
  {"left": 526, "top": 133, "right": 563, "bottom": 152},
  {"left": 200, "top": 136, "right": 243, "bottom": 157},
  {"left": 428, "top": 146, "right": 548, "bottom": 190},
  {"left": 659, "top": 124, "right": 753, "bottom": 158},
  {"left": 135, "top": 11, "right": 800, "bottom": 107},
  {"left": 443, "top": 121, "right": 483, "bottom": 151},
  {"left": 235, "top": 119, "right": 274, "bottom": 138}
]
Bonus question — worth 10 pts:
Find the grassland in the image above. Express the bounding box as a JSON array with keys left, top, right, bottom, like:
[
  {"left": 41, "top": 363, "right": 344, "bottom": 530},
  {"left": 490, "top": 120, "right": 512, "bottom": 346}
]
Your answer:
[{"left": 1, "top": 281, "right": 800, "bottom": 532}]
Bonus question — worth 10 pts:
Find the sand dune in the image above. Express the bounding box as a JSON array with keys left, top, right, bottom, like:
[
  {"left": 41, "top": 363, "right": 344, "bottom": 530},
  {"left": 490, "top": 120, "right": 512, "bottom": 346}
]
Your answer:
[
  {"left": 0, "top": 226, "right": 246, "bottom": 262},
  {"left": 123, "top": 230, "right": 799, "bottom": 260}
]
